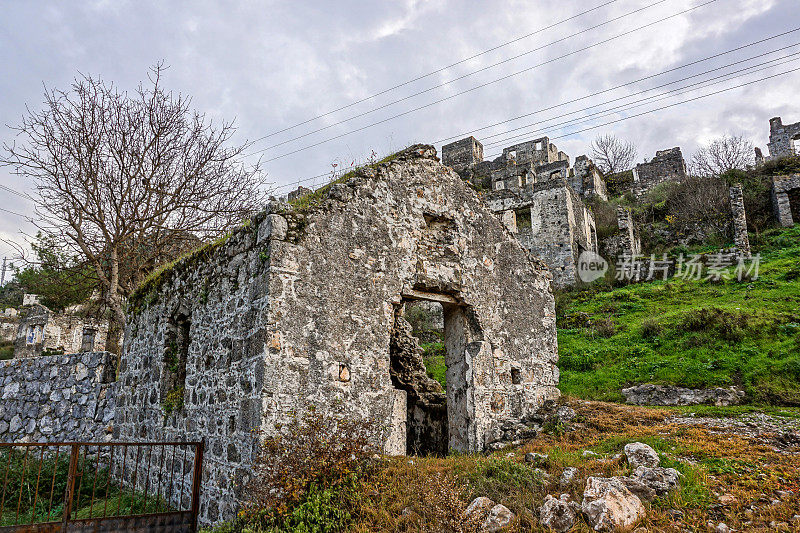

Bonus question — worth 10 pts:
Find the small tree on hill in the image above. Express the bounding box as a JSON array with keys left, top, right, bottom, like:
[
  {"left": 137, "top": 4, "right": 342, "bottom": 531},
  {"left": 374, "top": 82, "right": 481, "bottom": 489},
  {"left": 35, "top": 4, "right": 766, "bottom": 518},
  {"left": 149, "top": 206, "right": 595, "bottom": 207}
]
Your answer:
[
  {"left": 1, "top": 63, "right": 269, "bottom": 352},
  {"left": 11, "top": 233, "right": 94, "bottom": 312},
  {"left": 690, "top": 134, "right": 754, "bottom": 177},
  {"left": 591, "top": 134, "right": 638, "bottom": 175}
]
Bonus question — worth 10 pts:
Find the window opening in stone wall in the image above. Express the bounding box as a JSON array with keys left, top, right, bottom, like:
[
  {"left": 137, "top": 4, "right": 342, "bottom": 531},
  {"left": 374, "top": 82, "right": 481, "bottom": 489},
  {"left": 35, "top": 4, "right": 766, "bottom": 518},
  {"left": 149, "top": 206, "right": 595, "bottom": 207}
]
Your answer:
[
  {"left": 390, "top": 297, "right": 477, "bottom": 456},
  {"left": 80, "top": 327, "right": 96, "bottom": 352},
  {"left": 792, "top": 135, "right": 800, "bottom": 155},
  {"left": 788, "top": 187, "right": 800, "bottom": 225},
  {"left": 161, "top": 313, "right": 190, "bottom": 415},
  {"left": 26, "top": 325, "right": 42, "bottom": 345},
  {"left": 515, "top": 207, "right": 532, "bottom": 232}
]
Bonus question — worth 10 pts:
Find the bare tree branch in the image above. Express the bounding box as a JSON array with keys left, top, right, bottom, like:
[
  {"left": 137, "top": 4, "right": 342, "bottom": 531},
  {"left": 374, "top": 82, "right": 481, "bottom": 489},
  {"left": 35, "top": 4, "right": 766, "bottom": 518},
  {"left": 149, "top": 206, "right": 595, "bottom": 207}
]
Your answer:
[
  {"left": 591, "top": 134, "right": 638, "bottom": 175},
  {"left": 1, "top": 63, "right": 271, "bottom": 351},
  {"left": 689, "top": 134, "right": 755, "bottom": 177}
]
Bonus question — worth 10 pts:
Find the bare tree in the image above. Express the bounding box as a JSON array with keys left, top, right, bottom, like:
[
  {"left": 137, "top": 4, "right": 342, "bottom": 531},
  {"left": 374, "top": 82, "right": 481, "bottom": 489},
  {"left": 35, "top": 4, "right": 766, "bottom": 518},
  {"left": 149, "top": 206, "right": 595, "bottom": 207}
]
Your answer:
[
  {"left": 1, "top": 63, "right": 269, "bottom": 352},
  {"left": 689, "top": 134, "right": 754, "bottom": 177},
  {"left": 591, "top": 134, "right": 638, "bottom": 175}
]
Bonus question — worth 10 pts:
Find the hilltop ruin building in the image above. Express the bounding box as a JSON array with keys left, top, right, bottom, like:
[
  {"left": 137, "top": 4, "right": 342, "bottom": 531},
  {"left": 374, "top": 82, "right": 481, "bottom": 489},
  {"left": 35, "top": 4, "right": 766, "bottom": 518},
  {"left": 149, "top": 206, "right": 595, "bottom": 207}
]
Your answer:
[
  {"left": 766, "top": 116, "right": 800, "bottom": 160},
  {"left": 13, "top": 299, "right": 108, "bottom": 358},
  {"left": 632, "top": 147, "right": 687, "bottom": 197},
  {"left": 118, "top": 145, "right": 559, "bottom": 524},
  {"left": 442, "top": 136, "right": 601, "bottom": 287}
]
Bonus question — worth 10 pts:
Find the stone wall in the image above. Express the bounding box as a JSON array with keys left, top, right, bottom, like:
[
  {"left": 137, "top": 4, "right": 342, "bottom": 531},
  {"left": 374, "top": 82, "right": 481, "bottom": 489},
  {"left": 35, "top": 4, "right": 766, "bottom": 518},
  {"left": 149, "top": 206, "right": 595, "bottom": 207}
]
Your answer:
[
  {"left": 485, "top": 181, "right": 597, "bottom": 288},
  {"left": 729, "top": 185, "right": 751, "bottom": 258},
  {"left": 572, "top": 156, "right": 608, "bottom": 201},
  {"left": 632, "top": 147, "right": 687, "bottom": 197},
  {"left": 14, "top": 304, "right": 108, "bottom": 358},
  {"left": 441, "top": 136, "right": 484, "bottom": 174},
  {"left": 767, "top": 117, "right": 800, "bottom": 159},
  {"left": 0, "top": 351, "right": 116, "bottom": 442},
  {"left": 119, "top": 145, "right": 559, "bottom": 525},
  {"left": 772, "top": 174, "right": 800, "bottom": 227}
]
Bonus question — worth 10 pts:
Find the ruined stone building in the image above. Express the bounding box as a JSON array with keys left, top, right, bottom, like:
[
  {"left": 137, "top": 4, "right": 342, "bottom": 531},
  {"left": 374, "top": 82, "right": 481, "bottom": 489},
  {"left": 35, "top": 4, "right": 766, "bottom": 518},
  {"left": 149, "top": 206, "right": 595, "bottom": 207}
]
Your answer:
[
  {"left": 118, "top": 145, "right": 559, "bottom": 524},
  {"left": 13, "top": 299, "right": 108, "bottom": 358},
  {"left": 766, "top": 116, "right": 800, "bottom": 159},
  {"left": 632, "top": 147, "right": 687, "bottom": 197},
  {"left": 772, "top": 174, "right": 800, "bottom": 227},
  {"left": 442, "top": 136, "right": 601, "bottom": 287}
]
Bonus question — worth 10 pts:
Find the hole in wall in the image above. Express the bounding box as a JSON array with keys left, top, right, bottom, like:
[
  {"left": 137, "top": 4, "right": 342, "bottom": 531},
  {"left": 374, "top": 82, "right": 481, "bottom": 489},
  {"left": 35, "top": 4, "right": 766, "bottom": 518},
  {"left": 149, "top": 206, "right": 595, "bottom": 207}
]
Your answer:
[{"left": 390, "top": 297, "right": 479, "bottom": 455}]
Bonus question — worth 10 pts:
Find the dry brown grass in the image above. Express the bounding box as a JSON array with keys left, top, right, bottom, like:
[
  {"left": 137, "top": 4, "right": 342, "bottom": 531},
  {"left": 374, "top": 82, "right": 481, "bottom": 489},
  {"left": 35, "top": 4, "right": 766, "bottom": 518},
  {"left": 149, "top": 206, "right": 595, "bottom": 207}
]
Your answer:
[{"left": 348, "top": 400, "right": 800, "bottom": 532}]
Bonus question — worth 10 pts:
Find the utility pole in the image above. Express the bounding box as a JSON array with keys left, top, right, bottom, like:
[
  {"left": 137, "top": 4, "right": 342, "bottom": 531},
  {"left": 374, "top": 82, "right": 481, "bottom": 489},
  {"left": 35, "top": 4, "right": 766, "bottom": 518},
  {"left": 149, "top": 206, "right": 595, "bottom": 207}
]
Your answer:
[{"left": 0, "top": 257, "right": 6, "bottom": 287}]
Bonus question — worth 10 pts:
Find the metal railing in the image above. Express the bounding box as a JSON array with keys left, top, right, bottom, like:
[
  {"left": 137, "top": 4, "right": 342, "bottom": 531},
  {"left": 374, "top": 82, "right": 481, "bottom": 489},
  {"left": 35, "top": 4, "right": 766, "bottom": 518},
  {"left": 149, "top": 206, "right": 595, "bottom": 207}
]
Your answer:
[{"left": 0, "top": 440, "right": 203, "bottom": 533}]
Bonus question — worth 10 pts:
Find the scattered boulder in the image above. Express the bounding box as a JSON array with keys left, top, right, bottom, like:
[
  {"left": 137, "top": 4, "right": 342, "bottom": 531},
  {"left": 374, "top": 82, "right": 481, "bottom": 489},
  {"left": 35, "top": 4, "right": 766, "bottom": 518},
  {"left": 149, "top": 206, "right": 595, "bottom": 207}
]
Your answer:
[
  {"left": 539, "top": 494, "right": 578, "bottom": 533},
  {"left": 465, "top": 497, "right": 515, "bottom": 532},
  {"left": 621, "top": 384, "right": 745, "bottom": 406},
  {"left": 484, "top": 504, "right": 515, "bottom": 532},
  {"left": 525, "top": 452, "right": 549, "bottom": 465},
  {"left": 630, "top": 466, "right": 680, "bottom": 497},
  {"left": 560, "top": 467, "right": 579, "bottom": 486},
  {"left": 582, "top": 477, "right": 645, "bottom": 531},
  {"left": 617, "top": 476, "right": 657, "bottom": 502},
  {"left": 466, "top": 496, "right": 495, "bottom": 519},
  {"left": 582, "top": 450, "right": 599, "bottom": 458},
  {"left": 715, "top": 523, "right": 730, "bottom": 533},
  {"left": 623, "top": 442, "right": 660, "bottom": 468},
  {"left": 557, "top": 405, "right": 577, "bottom": 422}
]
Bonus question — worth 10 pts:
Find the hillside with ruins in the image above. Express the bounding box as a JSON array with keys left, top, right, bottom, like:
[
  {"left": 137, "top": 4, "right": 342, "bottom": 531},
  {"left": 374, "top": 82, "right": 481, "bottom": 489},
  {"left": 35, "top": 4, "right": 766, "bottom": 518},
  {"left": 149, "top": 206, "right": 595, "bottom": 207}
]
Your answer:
[{"left": 2, "top": 3, "right": 800, "bottom": 532}]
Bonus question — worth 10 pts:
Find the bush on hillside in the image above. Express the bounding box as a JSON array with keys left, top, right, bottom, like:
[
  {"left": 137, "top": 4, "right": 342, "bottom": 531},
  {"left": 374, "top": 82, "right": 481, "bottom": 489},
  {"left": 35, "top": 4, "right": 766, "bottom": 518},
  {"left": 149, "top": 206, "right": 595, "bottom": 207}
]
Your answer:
[{"left": 241, "top": 406, "right": 379, "bottom": 530}]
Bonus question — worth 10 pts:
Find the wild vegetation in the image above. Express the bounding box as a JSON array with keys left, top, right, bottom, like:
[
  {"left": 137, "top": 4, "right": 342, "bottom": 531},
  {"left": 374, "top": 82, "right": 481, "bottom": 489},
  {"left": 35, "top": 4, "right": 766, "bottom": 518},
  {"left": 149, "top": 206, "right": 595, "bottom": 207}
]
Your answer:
[
  {"left": 0, "top": 448, "right": 168, "bottom": 526},
  {"left": 556, "top": 225, "right": 800, "bottom": 405},
  {"left": 203, "top": 401, "right": 800, "bottom": 532}
]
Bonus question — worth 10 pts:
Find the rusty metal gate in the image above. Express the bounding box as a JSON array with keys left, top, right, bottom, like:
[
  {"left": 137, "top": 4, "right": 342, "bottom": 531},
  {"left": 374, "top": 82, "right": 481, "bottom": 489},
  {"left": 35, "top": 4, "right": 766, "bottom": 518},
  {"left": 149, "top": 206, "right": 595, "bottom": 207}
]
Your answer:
[{"left": 0, "top": 441, "right": 203, "bottom": 533}]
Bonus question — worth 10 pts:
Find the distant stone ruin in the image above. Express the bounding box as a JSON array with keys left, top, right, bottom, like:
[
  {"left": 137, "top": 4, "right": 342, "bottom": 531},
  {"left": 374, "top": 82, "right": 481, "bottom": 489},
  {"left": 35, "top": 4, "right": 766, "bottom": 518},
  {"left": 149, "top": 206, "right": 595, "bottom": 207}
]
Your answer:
[
  {"left": 13, "top": 299, "right": 108, "bottom": 358},
  {"left": 442, "top": 136, "right": 601, "bottom": 287},
  {"left": 119, "top": 145, "right": 559, "bottom": 524},
  {"left": 766, "top": 116, "right": 800, "bottom": 160},
  {"left": 632, "top": 147, "right": 687, "bottom": 197}
]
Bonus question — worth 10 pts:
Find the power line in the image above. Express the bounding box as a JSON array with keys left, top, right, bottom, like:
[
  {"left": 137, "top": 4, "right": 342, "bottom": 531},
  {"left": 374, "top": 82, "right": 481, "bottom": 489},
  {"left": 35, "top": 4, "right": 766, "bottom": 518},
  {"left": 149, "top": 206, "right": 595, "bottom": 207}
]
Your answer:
[
  {"left": 480, "top": 49, "right": 800, "bottom": 149},
  {"left": 0, "top": 183, "right": 37, "bottom": 203},
  {"left": 253, "top": 0, "right": 670, "bottom": 153},
  {"left": 482, "top": 66, "right": 800, "bottom": 160},
  {"left": 249, "top": 0, "right": 718, "bottom": 163},
  {"left": 265, "top": 32, "right": 796, "bottom": 194},
  {"left": 270, "top": 62, "right": 799, "bottom": 195},
  {"left": 253, "top": 0, "right": 622, "bottom": 142},
  {"left": 0, "top": 206, "right": 35, "bottom": 221},
  {"left": 483, "top": 56, "right": 800, "bottom": 150},
  {"left": 432, "top": 27, "right": 800, "bottom": 146}
]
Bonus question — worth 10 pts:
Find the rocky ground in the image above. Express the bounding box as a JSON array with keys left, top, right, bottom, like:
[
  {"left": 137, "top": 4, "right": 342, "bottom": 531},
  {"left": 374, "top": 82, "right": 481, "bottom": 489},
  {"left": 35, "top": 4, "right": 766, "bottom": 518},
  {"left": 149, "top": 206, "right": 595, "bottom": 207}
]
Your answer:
[{"left": 349, "top": 400, "right": 800, "bottom": 532}]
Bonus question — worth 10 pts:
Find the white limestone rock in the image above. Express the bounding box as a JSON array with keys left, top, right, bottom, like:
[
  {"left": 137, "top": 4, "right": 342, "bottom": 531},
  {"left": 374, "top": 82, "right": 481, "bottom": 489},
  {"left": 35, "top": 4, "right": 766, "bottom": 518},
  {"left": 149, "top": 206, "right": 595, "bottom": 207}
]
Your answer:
[
  {"left": 630, "top": 466, "right": 680, "bottom": 497},
  {"left": 623, "top": 442, "right": 660, "bottom": 468},
  {"left": 484, "top": 504, "right": 515, "bottom": 532},
  {"left": 581, "top": 476, "right": 645, "bottom": 531},
  {"left": 539, "top": 494, "right": 578, "bottom": 532}
]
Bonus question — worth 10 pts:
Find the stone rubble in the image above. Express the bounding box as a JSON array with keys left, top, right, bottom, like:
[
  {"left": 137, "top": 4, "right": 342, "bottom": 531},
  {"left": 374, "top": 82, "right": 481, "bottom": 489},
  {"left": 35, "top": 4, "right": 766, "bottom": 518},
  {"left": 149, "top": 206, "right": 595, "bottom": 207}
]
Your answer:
[
  {"left": 539, "top": 493, "right": 579, "bottom": 533},
  {"left": 581, "top": 476, "right": 646, "bottom": 531},
  {"left": 623, "top": 442, "right": 660, "bottom": 468},
  {"left": 622, "top": 384, "right": 745, "bottom": 406}
]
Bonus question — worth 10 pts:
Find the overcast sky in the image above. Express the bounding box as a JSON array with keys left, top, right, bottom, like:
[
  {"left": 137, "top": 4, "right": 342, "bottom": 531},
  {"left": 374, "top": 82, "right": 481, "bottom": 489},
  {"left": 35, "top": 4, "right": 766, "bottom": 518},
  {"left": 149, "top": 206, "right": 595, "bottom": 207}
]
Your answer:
[{"left": 1, "top": 0, "right": 798, "bottom": 261}]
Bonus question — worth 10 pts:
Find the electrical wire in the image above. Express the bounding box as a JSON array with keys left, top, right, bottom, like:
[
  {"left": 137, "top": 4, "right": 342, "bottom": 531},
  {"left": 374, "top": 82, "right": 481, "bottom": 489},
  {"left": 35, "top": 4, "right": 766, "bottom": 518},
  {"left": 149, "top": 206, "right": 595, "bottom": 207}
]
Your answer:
[
  {"left": 248, "top": 0, "right": 718, "bottom": 162},
  {"left": 253, "top": 0, "right": 622, "bottom": 142},
  {"left": 253, "top": 0, "right": 670, "bottom": 152}
]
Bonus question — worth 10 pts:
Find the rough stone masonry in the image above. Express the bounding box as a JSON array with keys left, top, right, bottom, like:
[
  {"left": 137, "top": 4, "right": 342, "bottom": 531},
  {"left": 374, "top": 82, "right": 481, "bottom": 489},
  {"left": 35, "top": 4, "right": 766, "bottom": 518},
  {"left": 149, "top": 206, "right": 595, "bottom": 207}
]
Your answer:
[
  {"left": 0, "top": 351, "right": 116, "bottom": 443},
  {"left": 118, "top": 145, "right": 559, "bottom": 525}
]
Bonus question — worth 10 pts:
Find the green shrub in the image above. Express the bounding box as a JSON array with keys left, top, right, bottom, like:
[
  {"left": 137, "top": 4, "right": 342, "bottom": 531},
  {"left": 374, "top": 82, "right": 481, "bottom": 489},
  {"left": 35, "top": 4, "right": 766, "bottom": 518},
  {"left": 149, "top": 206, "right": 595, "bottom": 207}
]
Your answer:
[{"left": 241, "top": 406, "right": 379, "bottom": 528}]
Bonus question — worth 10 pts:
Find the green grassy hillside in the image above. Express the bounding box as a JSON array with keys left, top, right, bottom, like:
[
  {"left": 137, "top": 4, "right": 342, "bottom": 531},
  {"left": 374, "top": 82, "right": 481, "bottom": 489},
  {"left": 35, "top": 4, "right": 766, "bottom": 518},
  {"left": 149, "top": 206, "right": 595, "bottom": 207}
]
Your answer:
[{"left": 556, "top": 225, "right": 800, "bottom": 405}]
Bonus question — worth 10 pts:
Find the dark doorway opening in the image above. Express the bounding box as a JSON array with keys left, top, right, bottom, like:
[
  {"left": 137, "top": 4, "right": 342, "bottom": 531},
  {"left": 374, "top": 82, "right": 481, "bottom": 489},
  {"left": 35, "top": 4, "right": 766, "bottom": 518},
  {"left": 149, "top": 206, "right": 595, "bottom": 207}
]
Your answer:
[
  {"left": 389, "top": 292, "right": 476, "bottom": 456},
  {"left": 788, "top": 187, "right": 800, "bottom": 224}
]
